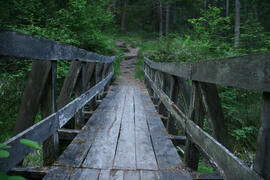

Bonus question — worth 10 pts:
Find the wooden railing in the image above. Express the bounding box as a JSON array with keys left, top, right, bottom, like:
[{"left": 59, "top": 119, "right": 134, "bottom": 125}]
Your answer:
[
  {"left": 0, "top": 30, "right": 115, "bottom": 172},
  {"left": 143, "top": 52, "right": 270, "bottom": 180}
]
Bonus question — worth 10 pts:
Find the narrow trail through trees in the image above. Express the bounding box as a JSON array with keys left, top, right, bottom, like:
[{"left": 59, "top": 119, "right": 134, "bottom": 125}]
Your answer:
[{"left": 114, "top": 41, "right": 142, "bottom": 88}]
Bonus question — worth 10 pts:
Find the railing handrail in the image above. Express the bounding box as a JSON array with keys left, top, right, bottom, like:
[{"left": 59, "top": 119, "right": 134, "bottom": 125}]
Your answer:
[
  {"left": 143, "top": 55, "right": 269, "bottom": 180},
  {"left": 0, "top": 72, "right": 113, "bottom": 172},
  {"left": 0, "top": 29, "right": 114, "bottom": 63},
  {"left": 144, "top": 51, "right": 270, "bottom": 92},
  {"left": 0, "top": 30, "right": 115, "bottom": 172}
]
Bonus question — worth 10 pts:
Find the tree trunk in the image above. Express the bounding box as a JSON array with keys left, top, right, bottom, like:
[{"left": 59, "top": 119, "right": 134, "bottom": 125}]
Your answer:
[
  {"left": 165, "top": 3, "right": 170, "bottom": 36},
  {"left": 226, "top": 0, "right": 229, "bottom": 16},
  {"left": 121, "top": 0, "right": 128, "bottom": 33},
  {"left": 159, "top": 1, "right": 163, "bottom": 39},
  {"left": 234, "top": 0, "right": 240, "bottom": 47},
  {"left": 204, "top": 0, "right": 208, "bottom": 12},
  {"left": 113, "top": 0, "right": 117, "bottom": 15},
  {"left": 172, "top": 5, "right": 177, "bottom": 32}
]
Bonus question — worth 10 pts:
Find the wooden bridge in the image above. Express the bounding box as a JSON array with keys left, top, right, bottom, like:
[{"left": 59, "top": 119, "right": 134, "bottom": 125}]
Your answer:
[{"left": 0, "top": 30, "right": 269, "bottom": 180}]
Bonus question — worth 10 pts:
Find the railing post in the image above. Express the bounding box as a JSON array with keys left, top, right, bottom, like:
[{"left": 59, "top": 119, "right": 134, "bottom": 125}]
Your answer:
[
  {"left": 156, "top": 71, "right": 167, "bottom": 119},
  {"left": 74, "top": 62, "right": 86, "bottom": 129},
  {"left": 176, "top": 77, "right": 191, "bottom": 113},
  {"left": 14, "top": 61, "right": 51, "bottom": 135},
  {"left": 100, "top": 63, "right": 108, "bottom": 98},
  {"left": 57, "top": 61, "right": 81, "bottom": 109},
  {"left": 184, "top": 81, "right": 204, "bottom": 171},
  {"left": 43, "top": 61, "right": 59, "bottom": 166},
  {"left": 95, "top": 63, "right": 104, "bottom": 101},
  {"left": 254, "top": 92, "right": 270, "bottom": 179},
  {"left": 166, "top": 75, "right": 177, "bottom": 134},
  {"left": 148, "top": 67, "right": 154, "bottom": 97},
  {"left": 85, "top": 63, "right": 97, "bottom": 112},
  {"left": 104, "top": 63, "right": 112, "bottom": 93}
]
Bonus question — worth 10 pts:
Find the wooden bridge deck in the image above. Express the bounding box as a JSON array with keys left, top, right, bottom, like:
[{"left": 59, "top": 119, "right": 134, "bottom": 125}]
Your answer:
[{"left": 43, "top": 85, "right": 192, "bottom": 180}]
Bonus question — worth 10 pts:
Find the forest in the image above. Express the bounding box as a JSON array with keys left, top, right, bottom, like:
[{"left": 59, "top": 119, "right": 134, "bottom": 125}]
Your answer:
[{"left": 0, "top": 0, "right": 270, "bottom": 177}]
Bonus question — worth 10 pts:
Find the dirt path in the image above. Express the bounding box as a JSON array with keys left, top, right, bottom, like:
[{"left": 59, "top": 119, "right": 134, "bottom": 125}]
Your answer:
[{"left": 114, "top": 41, "right": 143, "bottom": 88}]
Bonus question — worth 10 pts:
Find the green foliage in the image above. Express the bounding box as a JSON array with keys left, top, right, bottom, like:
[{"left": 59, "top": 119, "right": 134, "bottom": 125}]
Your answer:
[
  {"left": 137, "top": 35, "right": 238, "bottom": 65},
  {"left": 113, "top": 54, "right": 124, "bottom": 79},
  {"left": 0, "top": 173, "right": 26, "bottom": 180},
  {"left": 219, "top": 86, "right": 261, "bottom": 150},
  {"left": 20, "top": 139, "right": 41, "bottom": 150},
  {"left": 198, "top": 162, "right": 213, "bottom": 173},
  {"left": 239, "top": 13, "right": 270, "bottom": 53},
  {"left": 0, "top": 0, "right": 121, "bottom": 147},
  {"left": 0, "top": 0, "right": 116, "bottom": 53},
  {"left": 23, "top": 148, "right": 43, "bottom": 167},
  {"left": 0, "top": 150, "right": 9, "bottom": 158},
  {"left": 188, "top": 6, "right": 231, "bottom": 50},
  {"left": 0, "top": 144, "right": 11, "bottom": 149}
]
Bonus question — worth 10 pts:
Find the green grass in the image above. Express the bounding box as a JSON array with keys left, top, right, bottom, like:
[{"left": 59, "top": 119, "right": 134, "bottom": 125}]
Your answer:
[
  {"left": 198, "top": 160, "right": 214, "bottom": 173},
  {"left": 113, "top": 54, "right": 123, "bottom": 80},
  {"left": 23, "top": 149, "right": 43, "bottom": 167}
]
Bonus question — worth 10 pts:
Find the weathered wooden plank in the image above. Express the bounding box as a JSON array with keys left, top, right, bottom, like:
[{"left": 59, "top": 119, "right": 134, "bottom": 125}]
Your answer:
[
  {"left": 74, "top": 64, "right": 85, "bottom": 129},
  {"left": 85, "top": 62, "right": 96, "bottom": 90},
  {"left": 0, "top": 30, "right": 114, "bottom": 63},
  {"left": 113, "top": 87, "right": 136, "bottom": 170},
  {"left": 123, "top": 171, "right": 140, "bottom": 180},
  {"left": 111, "top": 170, "right": 124, "bottom": 180},
  {"left": 82, "top": 88, "right": 126, "bottom": 169},
  {"left": 176, "top": 77, "right": 191, "bottom": 114},
  {"left": 98, "top": 170, "right": 124, "bottom": 180},
  {"left": 41, "top": 66, "right": 54, "bottom": 165},
  {"left": 199, "top": 82, "right": 231, "bottom": 150},
  {"left": 69, "top": 168, "right": 100, "bottom": 180},
  {"left": 141, "top": 89, "right": 181, "bottom": 170},
  {"left": 193, "top": 173, "right": 223, "bottom": 180},
  {"left": 98, "top": 170, "right": 110, "bottom": 180},
  {"left": 54, "top": 86, "right": 118, "bottom": 167},
  {"left": 254, "top": 92, "right": 270, "bottom": 179},
  {"left": 58, "top": 129, "right": 80, "bottom": 140},
  {"left": 184, "top": 82, "right": 204, "bottom": 171},
  {"left": 96, "top": 63, "right": 105, "bottom": 100},
  {"left": 158, "top": 171, "right": 192, "bottom": 180},
  {"left": 165, "top": 75, "right": 177, "bottom": 134},
  {"left": 145, "top": 111, "right": 182, "bottom": 169},
  {"left": 144, "top": 57, "right": 191, "bottom": 82},
  {"left": 43, "top": 167, "right": 72, "bottom": 180},
  {"left": 54, "top": 108, "right": 103, "bottom": 167},
  {"left": 0, "top": 114, "right": 57, "bottom": 172},
  {"left": 169, "top": 135, "right": 186, "bottom": 146},
  {"left": 156, "top": 71, "right": 167, "bottom": 117},
  {"left": 134, "top": 89, "right": 158, "bottom": 170},
  {"left": 144, "top": 69, "right": 263, "bottom": 180},
  {"left": 57, "top": 61, "right": 81, "bottom": 109},
  {"left": 58, "top": 72, "right": 113, "bottom": 128},
  {"left": 8, "top": 166, "right": 50, "bottom": 180},
  {"left": 140, "top": 171, "right": 158, "bottom": 180},
  {"left": 43, "top": 61, "right": 59, "bottom": 165},
  {"left": 144, "top": 52, "right": 270, "bottom": 92},
  {"left": 14, "top": 61, "right": 51, "bottom": 135}
]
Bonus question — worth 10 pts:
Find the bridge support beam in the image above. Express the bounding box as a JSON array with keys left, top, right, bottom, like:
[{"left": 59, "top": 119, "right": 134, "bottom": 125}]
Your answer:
[
  {"left": 42, "top": 61, "right": 59, "bottom": 166},
  {"left": 74, "top": 62, "right": 87, "bottom": 129},
  {"left": 199, "top": 82, "right": 231, "bottom": 150},
  {"left": 254, "top": 92, "right": 270, "bottom": 179},
  {"left": 184, "top": 81, "right": 204, "bottom": 171}
]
